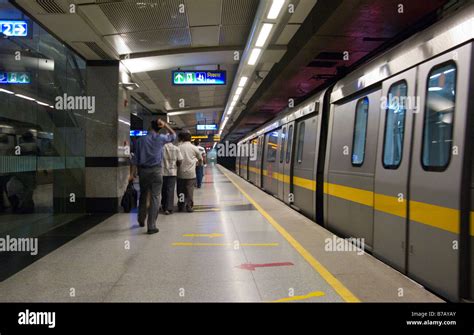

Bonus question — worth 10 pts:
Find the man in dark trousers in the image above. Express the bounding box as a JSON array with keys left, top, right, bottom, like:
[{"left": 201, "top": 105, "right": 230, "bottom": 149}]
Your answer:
[
  {"left": 129, "top": 119, "right": 176, "bottom": 234},
  {"left": 177, "top": 132, "right": 202, "bottom": 212}
]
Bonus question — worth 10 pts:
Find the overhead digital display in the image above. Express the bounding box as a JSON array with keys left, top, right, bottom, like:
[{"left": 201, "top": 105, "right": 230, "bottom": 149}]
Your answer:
[
  {"left": 0, "top": 20, "right": 28, "bottom": 37},
  {"left": 0, "top": 71, "right": 31, "bottom": 84},
  {"left": 172, "top": 71, "right": 226, "bottom": 85},
  {"left": 196, "top": 124, "right": 218, "bottom": 131}
]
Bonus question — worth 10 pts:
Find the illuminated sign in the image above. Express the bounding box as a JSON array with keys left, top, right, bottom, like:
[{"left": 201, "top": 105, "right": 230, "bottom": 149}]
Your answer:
[
  {"left": 196, "top": 124, "right": 217, "bottom": 131},
  {"left": 130, "top": 130, "right": 148, "bottom": 137},
  {"left": 0, "top": 20, "right": 28, "bottom": 37},
  {"left": 0, "top": 71, "right": 31, "bottom": 84},
  {"left": 172, "top": 71, "right": 226, "bottom": 85}
]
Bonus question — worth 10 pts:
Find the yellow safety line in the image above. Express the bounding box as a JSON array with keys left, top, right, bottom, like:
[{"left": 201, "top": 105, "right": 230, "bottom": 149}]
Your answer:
[
  {"left": 182, "top": 233, "right": 224, "bottom": 238},
  {"left": 222, "top": 168, "right": 360, "bottom": 303},
  {"left": 172, "top": 242, "right": 279, "bottom": 247},
  {"left": 271, "top": 291, "right": 326, "bottom": 303}
]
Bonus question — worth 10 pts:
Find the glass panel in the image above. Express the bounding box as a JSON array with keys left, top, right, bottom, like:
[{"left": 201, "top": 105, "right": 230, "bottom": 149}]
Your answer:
[
  {"left": 352, "top": 97, "right": 369, "bottom": 166},
  {"left": 266, "top": 131, "right": 278, "bottom": 162},
  {"left": 279, "top": 128, "right": 286, "bottom": 163},
  {"left": 422, "top": 62, "right": 456, "bottom": 171},
  {"left": 0, "top": 0, "right": 86, "bottom": 238},
  {"left": 383, "top": 81, "right": 407, "bottom": 169}
]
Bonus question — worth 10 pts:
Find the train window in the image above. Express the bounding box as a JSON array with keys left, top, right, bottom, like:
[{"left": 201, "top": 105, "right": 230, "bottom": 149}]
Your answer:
[
  {"left": 280, "top": 128, "right": 286, "bottom": 163},
  {"left": 422, "top": 62, "right": 456, "bottom": 171},
  {"left": 351, "top": 97, "right": 369, "bottom": 166},
  {"left": 296, "top": 122, "right": 305, "bottom": 163},
  {"left": 383, "top": 80, "right": 407, "bottom": 169},
  {"left": 286, "top": 125, "right": 293, "bottom": 163},
  {"left": 266, "top": 131, "right": 279, "bottom": 162}
]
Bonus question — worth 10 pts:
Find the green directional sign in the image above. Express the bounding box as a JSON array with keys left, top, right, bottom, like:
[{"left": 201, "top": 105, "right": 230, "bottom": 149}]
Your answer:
[
  {"left": 0, "top": 71, "right": 31, "bottom": 84},
  {"left": 172, "top": 70, "right": 226, "bottom": 85},
  {"left": 174, "top": 72, "right": 186, "bottom": 84}
]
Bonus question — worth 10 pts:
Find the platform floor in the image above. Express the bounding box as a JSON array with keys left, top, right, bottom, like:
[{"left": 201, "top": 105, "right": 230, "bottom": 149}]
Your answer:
[{"left": 0, "top": 165, "right": 443, "bottom": 302}]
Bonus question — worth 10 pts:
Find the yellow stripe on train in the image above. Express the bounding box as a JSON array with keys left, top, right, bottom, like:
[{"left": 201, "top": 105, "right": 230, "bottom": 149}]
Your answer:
[{"left": 242, "top": 168, "right": 473, "bottom": 236}]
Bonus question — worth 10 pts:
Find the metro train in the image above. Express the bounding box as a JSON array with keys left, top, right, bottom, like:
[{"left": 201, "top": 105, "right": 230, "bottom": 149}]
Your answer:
[{"left": 234, "top": 5, "right": 474, "bottom": 302}]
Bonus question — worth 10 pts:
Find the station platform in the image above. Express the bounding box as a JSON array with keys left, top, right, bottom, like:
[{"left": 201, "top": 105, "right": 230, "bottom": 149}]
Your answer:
[{"left": 0, "top": 165, "right": 443, "bottom": 302}]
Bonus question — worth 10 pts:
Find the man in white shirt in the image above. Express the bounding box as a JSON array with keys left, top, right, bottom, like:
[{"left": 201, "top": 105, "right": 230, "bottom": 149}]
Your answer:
[
  {"left": 193, "top": 139, "right": 206, "bottom": 188},
  {"left": 161, "top": 142, "right": 183, "bottom": 215},
  {"left": 177, "top": 132, "right": 202, "bottom": 212}
]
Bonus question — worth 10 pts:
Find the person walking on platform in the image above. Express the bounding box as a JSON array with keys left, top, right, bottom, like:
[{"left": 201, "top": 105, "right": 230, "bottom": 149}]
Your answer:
[
  {"left": 161, "top": 141, "right": 183, "bottom": 215},
  {"left": 129, "top": 119, "right": 176, "bottom": 234},
  {"left": 177, "top": 132, "right": 202, "bottom": 212},
  {"left": 193, "top": 139, "right": 206, "bottom": 188}
]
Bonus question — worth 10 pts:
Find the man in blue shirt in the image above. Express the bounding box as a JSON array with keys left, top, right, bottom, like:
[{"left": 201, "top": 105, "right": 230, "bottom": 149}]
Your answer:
[{"left": 129, "top": 119, "right": 176, "bottom": 234}]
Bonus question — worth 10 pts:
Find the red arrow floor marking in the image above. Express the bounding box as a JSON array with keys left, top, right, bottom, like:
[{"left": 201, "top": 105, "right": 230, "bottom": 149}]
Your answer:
[{"left": 236, "top": 262, "right": 294, "bottom": 271}]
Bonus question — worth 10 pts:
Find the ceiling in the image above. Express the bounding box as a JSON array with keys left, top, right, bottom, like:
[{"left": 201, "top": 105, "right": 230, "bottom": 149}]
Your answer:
[
  {"left": 12, "top": 0, "right": 454, "bottom": 141},
  {"left": 14, "top": 0, "right": 317, "bottom": 134},
  {"left": 223, "top": 0, "right": 455, "bottom": 142},
  {"left": 13, "top": 0, "right": 320, "bottom": 135}
]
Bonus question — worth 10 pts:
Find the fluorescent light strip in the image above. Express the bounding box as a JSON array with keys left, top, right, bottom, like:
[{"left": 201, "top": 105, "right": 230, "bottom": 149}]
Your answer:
[
  {"left": 0, "top": 88, "right": 14, "bottom": 94},
  {"left": 36, "top": 101, "right": 49, "bottom": 106},
  {"left": 239, "top": 77, "right": 248, "bottom": 87},
  {"left": 119, "top": 118, "right": 131, "bottom": 126},
  {"left": 248, "top": 48, "right": 262, "bottom": 66},
  {"left": 15, "top": 94, "right": 35, "bottom": 101},
  {"left": 256, "top": 23, "right": 273, "bottom": 47},
  {"left": 267, "top": 0, "right": 285, "bottom": 19},
  {"left": 236, "top": 87, "right": 243, "bottom": 95}
]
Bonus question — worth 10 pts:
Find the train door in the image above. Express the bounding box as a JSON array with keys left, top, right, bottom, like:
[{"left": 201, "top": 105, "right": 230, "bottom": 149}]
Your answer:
[
  {"left": 277, "top": 125, "right": 287, "bottom": 201},
  {"left": 262, "top": 129, "right": 279, "bottom": 195},
  {"left": 248, "top": 138, "right": 257, "bottom": 184},
  {"left": 242, "top": 143, "right": 247, "bottom": 179},
  {"left": 408, "top": 45, "right": 471, "bottom": 301},
  {"left": 235, "top": 153, "right": 240, "bottom": 175},
  {"left": 292, "top": 117, "right": 318, "bottom": 219},
  {"left": 373, "top": 68, "right": 416, "bottom": 272},
  {"left": 283, "top": 122, "right": 295, "bottom": 204},
  {"left": 256, "top": 135, "right": 264, "bottom": 187},
  {"left": 243, "top": 142, "right": 249, "bottom": 180}
]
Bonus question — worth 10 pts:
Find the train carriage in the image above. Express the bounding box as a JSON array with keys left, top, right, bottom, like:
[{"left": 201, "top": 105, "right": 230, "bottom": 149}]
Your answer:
[{"left": 235, "top": 4, "right": 474, "bottom": 302}]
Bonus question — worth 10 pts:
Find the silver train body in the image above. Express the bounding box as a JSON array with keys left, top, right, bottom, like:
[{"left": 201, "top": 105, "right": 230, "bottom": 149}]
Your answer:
[{"left": 235, "top": 5, "right": 474, "bottom": 302}]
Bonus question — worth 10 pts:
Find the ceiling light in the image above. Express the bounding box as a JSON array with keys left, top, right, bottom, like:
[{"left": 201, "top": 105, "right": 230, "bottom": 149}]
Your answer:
[
  {"left": 248, "top": 48, "right": 262, "bottom": 66},
  {"left": 268, "top": 0, "right": 285, "bottom": 19},
  {"left": 120, "top": 82, "right": 139, "bottom": 90},
  {"left": 15, "top": 94, "right": 35, "bottom": 101},
  {"left": 236, "top": 87, "right": 243, "bottom": 95},
  {"left": 0, "top": 88, "right": 14, "bottom": 94},
  {"left": 36, "top": 101, "right": 49, "bottom": 106},
  {"left": 239, "top": 77, "right": 248, "bottom": 87},
  {"left": 256, "top": 23, "right": 273, "bottom": 47}
]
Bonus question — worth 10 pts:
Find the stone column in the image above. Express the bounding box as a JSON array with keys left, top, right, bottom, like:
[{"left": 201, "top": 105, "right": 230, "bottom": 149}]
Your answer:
[{"left": 85, "top": 60, "right": 131, "bottom": 213}]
